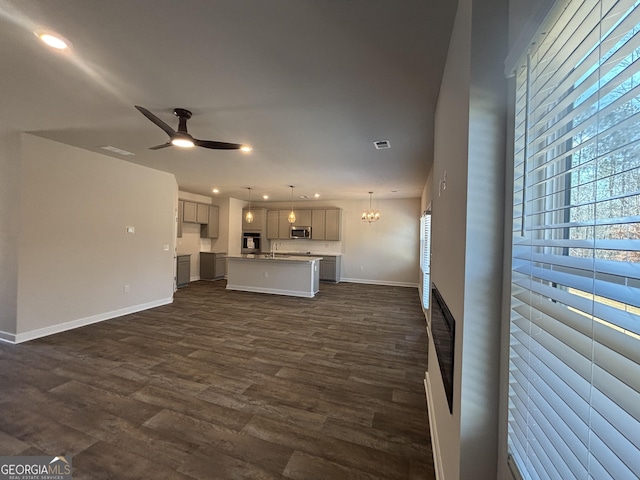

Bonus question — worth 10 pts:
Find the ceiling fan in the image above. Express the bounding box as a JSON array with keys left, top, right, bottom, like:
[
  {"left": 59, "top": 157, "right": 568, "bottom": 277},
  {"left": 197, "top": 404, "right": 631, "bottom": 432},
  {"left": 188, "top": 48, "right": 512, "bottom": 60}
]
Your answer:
[{"left": 135, "top": 106, "right": 251, "bottom": 152}]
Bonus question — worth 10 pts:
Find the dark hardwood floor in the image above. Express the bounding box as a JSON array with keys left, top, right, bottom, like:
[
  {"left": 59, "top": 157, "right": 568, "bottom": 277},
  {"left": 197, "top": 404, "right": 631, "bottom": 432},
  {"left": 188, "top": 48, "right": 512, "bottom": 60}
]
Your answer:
[{"left": 0, "top": 280, "right": 433, "bottom": 479}]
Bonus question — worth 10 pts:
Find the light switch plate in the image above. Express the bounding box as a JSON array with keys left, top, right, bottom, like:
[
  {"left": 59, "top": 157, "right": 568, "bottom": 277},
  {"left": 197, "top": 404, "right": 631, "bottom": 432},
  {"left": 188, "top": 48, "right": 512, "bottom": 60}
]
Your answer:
[{"left": 126, "top": 226, "right": 135, "bottom": 234}]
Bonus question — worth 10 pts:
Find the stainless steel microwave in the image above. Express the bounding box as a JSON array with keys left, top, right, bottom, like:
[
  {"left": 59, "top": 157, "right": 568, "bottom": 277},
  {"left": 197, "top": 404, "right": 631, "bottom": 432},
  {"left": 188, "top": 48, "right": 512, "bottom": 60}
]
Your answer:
[{"left": 290, "top": 227, "right": 311, "bottom": 239}]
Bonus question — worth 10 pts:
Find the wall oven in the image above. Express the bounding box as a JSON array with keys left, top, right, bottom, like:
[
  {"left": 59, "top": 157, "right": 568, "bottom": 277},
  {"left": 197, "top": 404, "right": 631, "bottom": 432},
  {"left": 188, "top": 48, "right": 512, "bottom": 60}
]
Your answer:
[{"left": 242, "top": 232, "right": 262, "bottom": 253}]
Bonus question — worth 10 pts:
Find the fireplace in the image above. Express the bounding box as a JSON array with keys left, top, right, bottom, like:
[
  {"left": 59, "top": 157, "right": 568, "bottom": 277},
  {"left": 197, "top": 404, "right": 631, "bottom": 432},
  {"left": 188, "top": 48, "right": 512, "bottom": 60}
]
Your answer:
[{"left": 430, "top": 284, "right": 455, "bottom": 413}]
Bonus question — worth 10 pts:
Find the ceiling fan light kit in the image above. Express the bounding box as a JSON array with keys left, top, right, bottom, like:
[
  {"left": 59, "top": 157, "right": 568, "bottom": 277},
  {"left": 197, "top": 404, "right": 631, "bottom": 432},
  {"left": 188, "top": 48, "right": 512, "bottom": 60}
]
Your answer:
[{"left": 135, "top": 106, "right": 251, "bottom": 152}]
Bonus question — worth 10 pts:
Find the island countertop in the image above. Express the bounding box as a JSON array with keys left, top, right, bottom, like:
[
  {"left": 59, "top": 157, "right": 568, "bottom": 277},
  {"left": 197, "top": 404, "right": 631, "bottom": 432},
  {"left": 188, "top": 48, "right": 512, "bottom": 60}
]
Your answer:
[{"left": 225, "top": 254, "right": 323, "bottom": 262}]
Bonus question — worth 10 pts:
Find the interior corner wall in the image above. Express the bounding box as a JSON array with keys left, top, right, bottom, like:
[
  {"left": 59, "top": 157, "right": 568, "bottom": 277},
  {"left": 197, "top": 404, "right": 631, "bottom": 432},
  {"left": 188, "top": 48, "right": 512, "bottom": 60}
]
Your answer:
[
  {"left": 429, "top": 0, "right": 472, "bottom": 476},
  {"left": 15, "top": 134, "right": 177, "bottom": 341},
  {"left": 0, "top": 133, "right": 21, "bottom": 337},
  {"left": 461, "top": 0, "right": 508, "bottom": 478},
  {"left": 428, "top": 0, "right": 508, "bottom": 478}
]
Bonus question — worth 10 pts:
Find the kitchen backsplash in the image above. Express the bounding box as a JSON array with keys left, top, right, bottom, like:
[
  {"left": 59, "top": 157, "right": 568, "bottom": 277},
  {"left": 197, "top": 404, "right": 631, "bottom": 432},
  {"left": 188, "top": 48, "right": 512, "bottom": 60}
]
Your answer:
[{"left": 269, "top": 239, "right": 343, "bottom": 255}]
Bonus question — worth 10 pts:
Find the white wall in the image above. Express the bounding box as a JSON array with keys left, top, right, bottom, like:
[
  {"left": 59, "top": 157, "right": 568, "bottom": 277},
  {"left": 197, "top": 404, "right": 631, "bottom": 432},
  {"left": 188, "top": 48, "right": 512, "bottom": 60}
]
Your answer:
[
  {"left": 5, "top": 134, "right": 177, "bottom": 342},
  {"left": 425, "top": 0, "right": 508, "bottom": 478},
  {"left": 254, "top": 197, "right": 420, "bottom": 287},
  {"left": 0, "top": 133, "right": 21, "bottom": 336}
]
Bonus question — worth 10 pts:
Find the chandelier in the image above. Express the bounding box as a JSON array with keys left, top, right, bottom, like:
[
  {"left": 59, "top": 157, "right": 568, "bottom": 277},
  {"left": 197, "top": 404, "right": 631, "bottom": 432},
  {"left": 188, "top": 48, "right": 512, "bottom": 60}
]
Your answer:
[
  {"left": 245, "top": 187, "right": 254, "bottom": 224},
  {"left": 287, "top": 185, "right": 296, "bottom": 223},
  {"left": 362, "top": 191, "right": 380, "bottom": 224}
]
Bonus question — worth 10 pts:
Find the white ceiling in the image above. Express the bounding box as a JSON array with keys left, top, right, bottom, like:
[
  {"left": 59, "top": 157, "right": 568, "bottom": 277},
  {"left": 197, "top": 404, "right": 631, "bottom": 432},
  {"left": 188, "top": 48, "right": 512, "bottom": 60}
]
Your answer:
[{"left": 0, "top": 0, "right": 456, "bottom": 202}]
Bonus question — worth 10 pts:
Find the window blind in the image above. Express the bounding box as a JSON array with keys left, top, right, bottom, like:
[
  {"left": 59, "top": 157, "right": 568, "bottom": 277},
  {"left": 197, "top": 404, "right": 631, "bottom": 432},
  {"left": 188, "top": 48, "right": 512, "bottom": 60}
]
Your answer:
[
  {"left": 509, "top": 0, "right": 640, "bottom": 479},
  {"left": 421, "top": 212, "right": 432, "bottom": 309}
]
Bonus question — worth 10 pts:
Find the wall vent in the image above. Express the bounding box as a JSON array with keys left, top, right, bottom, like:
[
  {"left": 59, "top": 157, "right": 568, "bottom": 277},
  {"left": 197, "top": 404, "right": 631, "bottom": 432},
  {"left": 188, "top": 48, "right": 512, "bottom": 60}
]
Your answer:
[
  {"left": 373, "top": 140, "right": 391, "bottom": 149},
  {"left": 100, "top": 145, "right": 135, "bottom": 156}
]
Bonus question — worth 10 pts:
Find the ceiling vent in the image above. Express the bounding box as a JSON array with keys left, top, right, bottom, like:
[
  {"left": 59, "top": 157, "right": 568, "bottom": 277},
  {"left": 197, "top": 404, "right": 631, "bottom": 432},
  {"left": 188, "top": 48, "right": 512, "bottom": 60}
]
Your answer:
[
  {"left": 100, "top": 145, "right": 135, "bottom": 156},
  {"left": 373, "top": 140, "right": 391, "bottom": 150}
]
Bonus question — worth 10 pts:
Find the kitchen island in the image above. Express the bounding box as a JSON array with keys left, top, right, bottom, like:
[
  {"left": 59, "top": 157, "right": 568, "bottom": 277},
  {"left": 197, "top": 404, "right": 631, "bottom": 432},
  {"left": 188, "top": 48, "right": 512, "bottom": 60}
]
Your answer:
[{"left": 225, "top": 254, "right": 323, "bottom": 298}]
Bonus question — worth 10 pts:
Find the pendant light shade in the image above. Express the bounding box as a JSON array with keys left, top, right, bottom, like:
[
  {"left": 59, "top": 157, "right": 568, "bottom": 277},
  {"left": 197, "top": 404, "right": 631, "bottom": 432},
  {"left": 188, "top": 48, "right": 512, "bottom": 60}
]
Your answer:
[
  {"left": 288, "top": 185, "right": 296, "bottom": 224},
  {"left": 362, "top": 191, "right": 380, "bottom": 223},
  {"left": 245, "top": 187, "right": 254, "bottom": 224}
]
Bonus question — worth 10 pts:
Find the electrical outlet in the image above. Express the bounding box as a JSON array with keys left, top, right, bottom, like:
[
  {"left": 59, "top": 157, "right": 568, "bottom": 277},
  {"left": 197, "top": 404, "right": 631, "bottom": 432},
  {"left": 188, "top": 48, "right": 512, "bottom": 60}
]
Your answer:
[
  {"left": 264, "top": 272, "right": 269, "bottom": 277},
  {"left": 359, "top": 266, "right": 364, "bottom": 271},
  {"left": 126, "top": 226, "right": 135, "bottom": 234},
  {"left": 163, "top": 244, "right": 170, "bottom": 251},
  {"left": 124, "top": 284, "right": 130, "bottom": 293}
]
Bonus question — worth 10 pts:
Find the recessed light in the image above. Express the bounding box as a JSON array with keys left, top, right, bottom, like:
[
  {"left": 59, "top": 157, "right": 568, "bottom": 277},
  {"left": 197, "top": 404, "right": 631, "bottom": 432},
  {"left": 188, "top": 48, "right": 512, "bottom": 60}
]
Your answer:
[
  {"left": 35, "top": 31, "right": 71, "bottom": 50},
  {"left": 314, "top": 193, "right": 320, "bottom": 198},
  {"left": 212, "top": 188, "right": 220, "bottom": 194},
  {"left": 240, "top": 145, "right": 252, "bottom": 153},
  {"left": 262, "top": 195, "right": 269, "bottom": 200}
]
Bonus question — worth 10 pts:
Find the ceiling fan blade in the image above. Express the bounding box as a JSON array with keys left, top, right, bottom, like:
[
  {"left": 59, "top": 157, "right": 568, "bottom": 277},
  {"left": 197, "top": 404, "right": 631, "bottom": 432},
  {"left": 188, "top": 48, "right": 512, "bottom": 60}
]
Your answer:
[
  {"left": 135, "top": 106, "right": 176, "bottom": 138},
  {"left": 149, "top": 142, "right": 172, "bottom": 150},
  {"left": 194, "top": 139, "right": 243, "bottom": 150}
]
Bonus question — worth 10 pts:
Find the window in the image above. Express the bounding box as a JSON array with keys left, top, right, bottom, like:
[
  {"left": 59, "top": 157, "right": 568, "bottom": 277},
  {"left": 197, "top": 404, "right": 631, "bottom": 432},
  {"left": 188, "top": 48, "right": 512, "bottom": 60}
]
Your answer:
[
  {"left": 508, "top": 1, "right": 640, "bottom": 479},
  {"left": 420, "top": 211, "right": 432, "bottom": 309}
]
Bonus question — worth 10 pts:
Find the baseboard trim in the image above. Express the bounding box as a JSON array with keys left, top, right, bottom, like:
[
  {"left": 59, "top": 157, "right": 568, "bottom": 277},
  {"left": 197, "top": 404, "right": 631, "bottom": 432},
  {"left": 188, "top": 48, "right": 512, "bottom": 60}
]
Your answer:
[
  {"left": 0, "top": 297, "right": 174, "bottom": 344},
  {"left": 340, "top": 278, "right": 418, "bottom": 288},
  {"left": 425, "top": 372, "right": 445, "bottom": 480}
]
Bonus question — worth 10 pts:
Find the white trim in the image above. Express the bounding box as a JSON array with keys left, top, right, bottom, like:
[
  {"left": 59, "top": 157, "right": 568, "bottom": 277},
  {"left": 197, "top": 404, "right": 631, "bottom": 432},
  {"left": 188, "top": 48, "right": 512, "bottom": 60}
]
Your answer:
[
  {"left": 190, "top": 275, "right": 200, "bottom": 282},
  {"left": 225, "top": 284, "right": 316, "bottom": 298},
  {"left": 340, "top": 278, "right": 418, "bottom": 288},
  {"left": 425, "top": 372, "right": 445, "bottom": 480},
  {"left": 0, "top": 297, "right": 173, "bottom": 344}
]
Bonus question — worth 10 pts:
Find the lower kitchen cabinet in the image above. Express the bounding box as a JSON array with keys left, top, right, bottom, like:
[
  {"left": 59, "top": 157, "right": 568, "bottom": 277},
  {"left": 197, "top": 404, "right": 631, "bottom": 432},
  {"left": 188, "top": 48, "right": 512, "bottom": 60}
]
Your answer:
[
  {"left": 200, "top": 252, "right": 226, "bottom": 280},
  {"left": 177, "top": 255, "right": 191, "bottom": 288},
  {"left": 319, "top": 255, "right": 341, "bottom": 283}
]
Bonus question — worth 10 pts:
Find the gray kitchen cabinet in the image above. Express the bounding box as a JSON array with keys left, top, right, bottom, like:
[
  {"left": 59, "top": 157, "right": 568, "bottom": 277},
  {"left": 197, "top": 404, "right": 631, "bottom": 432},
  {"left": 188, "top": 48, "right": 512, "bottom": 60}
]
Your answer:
[
  {"left": 201, "top": 205, "right": 219, "bottom": 238},
  {"left": 311, "top": 209, "right": 325, "bottom": 240},
  {"left": 278, "top": 210, "right": 292, "bottom": 239},
  {"left": 177, "top": 200, "right": 184, "bottom": 238},
  {"left": 183, "top": 201, "right": 197, "bottom": 223},
  {"left": 200, "top": 252, "right": 226, "bottom": 280},
  {"left": 177, "top": 255, "right": 191, "bottom": 288},
  {"left": 319, "top": 255, "right": 341, "bottom": 283},
  {"left": 196, "top": 203, "right": 209, "bottom": 224},
  {"left": 325, "top": 209, "right": 341, "bottom": 241},
  {"left": 243, "top": 207, "right": 266, "bottom": 231},
  {"left": 292, "top": 209, "right": 311, "bottom": 226},
  {"left": 266, "top": 210, "right": 279, "bottom": 239}
]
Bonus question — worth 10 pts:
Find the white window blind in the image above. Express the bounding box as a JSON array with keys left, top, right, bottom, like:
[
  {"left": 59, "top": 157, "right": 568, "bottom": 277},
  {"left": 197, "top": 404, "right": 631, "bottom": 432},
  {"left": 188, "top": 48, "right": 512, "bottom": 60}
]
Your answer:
[
  {"left": 421, "top": 212, "right": 432, "bottom": 309},
  {"left": 509, "top": 1, "right": 640, "bottom": 479}
]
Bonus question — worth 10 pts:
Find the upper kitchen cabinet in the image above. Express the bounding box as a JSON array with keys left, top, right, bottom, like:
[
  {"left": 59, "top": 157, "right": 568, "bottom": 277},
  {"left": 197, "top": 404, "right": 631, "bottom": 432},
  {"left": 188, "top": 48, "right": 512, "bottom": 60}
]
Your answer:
[
  {"left": 182, "top": 201, "right": 209, "bottom": 225},
  {"left": 292, "top": 209, "right": 311, "bottom": 226},
  {"left": 266, "top": 210, "right": 279, "bottom": 239},
  {"left": 197, "top": 203, "right": 209, "bottom": 224},
  {"left": 311, "top": 209, "right": 325, "bottom": 240},
  {"left": 278, "top": 211, "right": 292, "bottom": 239},
  {"left": 183, "top": 201, "right": 197, "bottom": 223},
  {"left": 243, "top": 207, "right": 266, "bottom": 232},
  {"left": 311, "top": 208, "right": 341, "bottom": 241},
  {"left": 201, "top": 205, "right": 219, "bottom": 238},
  {"left": 325, "top": 208, "right": 341, "bottom": 241}
]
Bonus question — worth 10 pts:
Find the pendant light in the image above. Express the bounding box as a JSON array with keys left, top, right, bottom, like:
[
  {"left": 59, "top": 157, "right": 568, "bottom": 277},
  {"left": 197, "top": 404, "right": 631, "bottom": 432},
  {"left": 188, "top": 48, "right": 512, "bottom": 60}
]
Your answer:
[
  {"left": 361, "top": 191, "right": 380, "bottom": 224},
  {"left": 245, "top": 187, "right": 254, "bottom": 224},
  {"left": 287, "top": 185, "right": 296, "bottom": 224}
]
